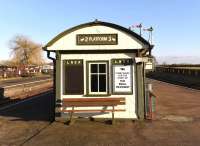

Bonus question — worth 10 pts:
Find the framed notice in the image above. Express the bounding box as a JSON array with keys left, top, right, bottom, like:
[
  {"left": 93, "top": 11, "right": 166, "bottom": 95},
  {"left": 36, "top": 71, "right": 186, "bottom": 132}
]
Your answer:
[
  {"left": 63, "top": 60, "right": 84, "bottom": 95},
  {"left": 112, "top": 59, "right": 133, "bottom": 94}
]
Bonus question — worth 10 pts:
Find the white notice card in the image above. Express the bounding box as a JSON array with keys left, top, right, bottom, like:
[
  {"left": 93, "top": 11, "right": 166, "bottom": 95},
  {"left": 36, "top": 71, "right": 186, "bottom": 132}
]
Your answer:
[{"left": 113, "top": 65, "right": 132, "bottom": 93}]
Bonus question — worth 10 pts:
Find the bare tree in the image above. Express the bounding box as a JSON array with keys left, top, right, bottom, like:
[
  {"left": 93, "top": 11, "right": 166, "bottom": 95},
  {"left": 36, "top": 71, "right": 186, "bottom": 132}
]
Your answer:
[{"left": 9, "top": 35, "right": 44, "bottom": 66}]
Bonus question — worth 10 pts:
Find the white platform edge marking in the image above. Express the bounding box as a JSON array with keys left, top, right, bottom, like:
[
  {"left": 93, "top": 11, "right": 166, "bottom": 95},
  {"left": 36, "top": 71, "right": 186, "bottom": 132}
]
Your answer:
[{"left": 3, "top": 79, "right": 52, "bottom": 89}]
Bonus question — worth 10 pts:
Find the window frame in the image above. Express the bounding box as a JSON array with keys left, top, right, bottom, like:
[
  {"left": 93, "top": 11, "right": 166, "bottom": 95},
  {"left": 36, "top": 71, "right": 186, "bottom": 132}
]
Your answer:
[{"left": 86, "top": 61, "right": 109, "bottom": 96}]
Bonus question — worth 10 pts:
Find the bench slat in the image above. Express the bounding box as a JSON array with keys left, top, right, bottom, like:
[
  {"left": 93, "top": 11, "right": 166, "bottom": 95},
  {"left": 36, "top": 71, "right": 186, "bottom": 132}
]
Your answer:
[
  {"left": 62, "top": 101, "right": 125, "bottom": 107},
  {"left": 61, "top": 97, "right": 126, "bottom": 125},
  {"left": 62, "top": 109, "right": 126, "bottom": 112},
  {"left": 62, "top": 97, "right": 125, "bottom": 102}
]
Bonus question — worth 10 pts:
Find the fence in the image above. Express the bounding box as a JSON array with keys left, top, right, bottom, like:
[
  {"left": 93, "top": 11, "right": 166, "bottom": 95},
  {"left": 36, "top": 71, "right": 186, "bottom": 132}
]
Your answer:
[{"left": 156, "top": 66, "right": 200, "bottom": 77}]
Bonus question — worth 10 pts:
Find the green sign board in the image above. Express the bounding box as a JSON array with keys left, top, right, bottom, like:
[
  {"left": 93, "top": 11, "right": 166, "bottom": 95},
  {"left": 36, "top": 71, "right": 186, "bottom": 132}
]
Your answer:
[
  {"left": 76, "top": 34, "right": 118, "bottom": 45},
  {"left": 64, "top": 60, "right": 83, "bottom": 66},
  {"left": 112, "top": 59, "right": 133, "bottom": 65}
]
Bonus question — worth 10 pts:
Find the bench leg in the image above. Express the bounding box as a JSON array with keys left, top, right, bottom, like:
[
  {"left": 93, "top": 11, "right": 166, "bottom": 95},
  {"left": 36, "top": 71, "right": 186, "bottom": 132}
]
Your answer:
[
  {"left": 112, "top": 106, "right": 115, "bottom": 125},
  {"left": 68, "top": 106, "right": 74, "bottom": 125}
]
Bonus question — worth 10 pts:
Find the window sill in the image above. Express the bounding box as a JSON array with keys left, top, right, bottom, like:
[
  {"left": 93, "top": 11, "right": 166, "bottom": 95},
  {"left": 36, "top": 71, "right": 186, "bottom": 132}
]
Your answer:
[
  {"left": 84, "top": 94, "right": 111, "bottom": 97},
  {"left": 112, "top": 92, "right": 133, "bottom": 95}
]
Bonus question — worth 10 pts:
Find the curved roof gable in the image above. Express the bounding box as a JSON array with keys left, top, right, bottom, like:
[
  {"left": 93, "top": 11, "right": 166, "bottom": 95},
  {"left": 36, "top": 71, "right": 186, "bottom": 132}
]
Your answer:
[{"left": 44, "top": 21, "right": 151, "bottom": 51}]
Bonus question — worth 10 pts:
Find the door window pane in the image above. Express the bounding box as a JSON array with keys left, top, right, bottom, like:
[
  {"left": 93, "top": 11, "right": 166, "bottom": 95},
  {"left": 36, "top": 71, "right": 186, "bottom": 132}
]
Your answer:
[
  {"left": 99, "top": 64, "right": 106, "bottom": 73},
  {"left": 91, "top": 64, "right": 98, "bottom": 73},
  {"left": 99, "top": 74, "right": 106, "bottom": 92},
  {"left": 91, "top": 74, "right": 98, "bottom": 92}
]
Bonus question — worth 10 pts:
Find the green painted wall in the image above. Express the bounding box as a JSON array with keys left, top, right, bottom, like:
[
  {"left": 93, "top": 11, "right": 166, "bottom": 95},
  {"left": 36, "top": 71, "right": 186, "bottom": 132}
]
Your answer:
[
  {"left": 136, "top": 62, "right": 145, "bottom": 120},
  {"left": 55, "top": 51, "right": 61, "bottom": 118}
]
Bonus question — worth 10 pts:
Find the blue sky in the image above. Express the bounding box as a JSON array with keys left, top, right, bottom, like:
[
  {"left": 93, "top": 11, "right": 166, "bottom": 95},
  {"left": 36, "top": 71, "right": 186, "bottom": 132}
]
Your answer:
[{"left": 0, "top": 0, "right": 200, "bottom": 60}]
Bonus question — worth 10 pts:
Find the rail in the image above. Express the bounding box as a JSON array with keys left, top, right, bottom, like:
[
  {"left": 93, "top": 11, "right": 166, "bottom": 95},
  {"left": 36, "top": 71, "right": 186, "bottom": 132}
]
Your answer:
[
  {"left": 0, "top": 79, "right": 53, "bottom": 107},
  {"left": 3, "top": 79, "right": 52, "bottom": 89}
]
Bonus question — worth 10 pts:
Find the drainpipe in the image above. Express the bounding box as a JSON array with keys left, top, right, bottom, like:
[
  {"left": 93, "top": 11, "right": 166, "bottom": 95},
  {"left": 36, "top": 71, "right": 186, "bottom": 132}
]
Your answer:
[{"left": 44, "top": 49, "right": 56, "bottom": 122}]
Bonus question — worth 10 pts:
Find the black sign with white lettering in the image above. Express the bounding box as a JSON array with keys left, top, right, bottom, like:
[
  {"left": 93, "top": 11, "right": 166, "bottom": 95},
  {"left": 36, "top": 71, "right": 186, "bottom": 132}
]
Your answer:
[
  {"left": 76, "top": 34, "right": 118, "bottom": 45},
  {"left": 112, "top": 59, "right": 133, "bottom": 65},
  {"left": 65, "top": 60, "right": 83, "bottom": 65}
]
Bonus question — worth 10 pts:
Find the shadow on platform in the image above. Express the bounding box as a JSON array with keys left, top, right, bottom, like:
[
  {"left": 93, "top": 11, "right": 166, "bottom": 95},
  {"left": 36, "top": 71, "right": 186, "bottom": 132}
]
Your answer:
[{"left": 0, "top": 89, "right": 54, "bottom": 122}]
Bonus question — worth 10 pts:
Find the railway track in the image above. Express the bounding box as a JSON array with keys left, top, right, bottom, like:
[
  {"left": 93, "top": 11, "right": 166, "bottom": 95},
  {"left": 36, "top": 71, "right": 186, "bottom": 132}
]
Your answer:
[{"left": 0, "top": 79, "right": 53, "bottom": 108}]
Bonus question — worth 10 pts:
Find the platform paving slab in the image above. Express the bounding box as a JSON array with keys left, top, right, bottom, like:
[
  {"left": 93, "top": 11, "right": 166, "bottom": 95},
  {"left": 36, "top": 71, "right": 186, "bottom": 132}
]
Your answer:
[{"left": 0, "top": 80, "right": 200, "bottom": 146}]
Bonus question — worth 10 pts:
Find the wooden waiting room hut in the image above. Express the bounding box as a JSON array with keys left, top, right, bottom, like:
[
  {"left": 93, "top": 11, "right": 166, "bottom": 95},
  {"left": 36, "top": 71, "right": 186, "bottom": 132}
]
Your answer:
[{"left": 43, "top": 20, "right": 154, "bottom": 122}]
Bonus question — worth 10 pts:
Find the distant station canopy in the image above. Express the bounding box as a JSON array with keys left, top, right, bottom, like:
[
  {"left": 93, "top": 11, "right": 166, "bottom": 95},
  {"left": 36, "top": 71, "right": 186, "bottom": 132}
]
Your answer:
[{"left": 43, "top": 20, "right": 154, "bottom": 122}]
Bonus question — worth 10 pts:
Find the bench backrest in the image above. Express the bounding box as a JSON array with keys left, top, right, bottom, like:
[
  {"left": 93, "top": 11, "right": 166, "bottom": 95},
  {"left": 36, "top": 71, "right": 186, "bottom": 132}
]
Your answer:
[{"left": 62, "top": 97, "right": 125, "bottom": 107}]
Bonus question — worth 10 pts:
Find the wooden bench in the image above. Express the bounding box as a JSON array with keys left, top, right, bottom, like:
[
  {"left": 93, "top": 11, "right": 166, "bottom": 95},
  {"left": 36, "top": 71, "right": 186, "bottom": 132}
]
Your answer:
[{"left": 61, "top": 97, "right": 126, "bottom": 124}]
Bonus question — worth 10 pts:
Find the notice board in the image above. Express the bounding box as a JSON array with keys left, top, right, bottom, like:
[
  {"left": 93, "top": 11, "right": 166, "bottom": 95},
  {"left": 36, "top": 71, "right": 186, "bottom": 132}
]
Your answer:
[
  {"left": 63, "top": 60, "right": 84, "bottom": 94},
  {"left": 112, "top": 59, "right": 133, "bottom": 94}
]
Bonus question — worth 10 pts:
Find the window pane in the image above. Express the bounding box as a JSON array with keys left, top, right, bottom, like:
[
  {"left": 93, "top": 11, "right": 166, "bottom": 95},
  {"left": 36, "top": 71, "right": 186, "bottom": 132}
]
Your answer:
[
  {"left": 99, "top": 74, "right": 106, "bottom": 92},
  {"left": 91, "top": 64, "right": 98, "bottom": 73},
  {"left": 91, "top": 74, "right": 98, "bottom": 92},
  {"left": 99, "top": 64, "right": 106, "bottom": 73}
]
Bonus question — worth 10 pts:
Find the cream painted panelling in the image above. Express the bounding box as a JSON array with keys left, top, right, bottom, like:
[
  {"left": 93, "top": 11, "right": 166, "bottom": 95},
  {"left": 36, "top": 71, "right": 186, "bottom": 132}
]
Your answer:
[
  {"left": 47, "top": 25, "right": 146, "bottom": 51},
  {"left": 60, "top": 53, "right": 137, "bottom": 119}
]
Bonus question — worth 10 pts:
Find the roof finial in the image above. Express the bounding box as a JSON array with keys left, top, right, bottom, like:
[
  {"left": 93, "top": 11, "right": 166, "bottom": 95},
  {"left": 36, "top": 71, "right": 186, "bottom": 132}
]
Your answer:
[{"left": 94, "top": 19, "right": 99, "bottom": 23}]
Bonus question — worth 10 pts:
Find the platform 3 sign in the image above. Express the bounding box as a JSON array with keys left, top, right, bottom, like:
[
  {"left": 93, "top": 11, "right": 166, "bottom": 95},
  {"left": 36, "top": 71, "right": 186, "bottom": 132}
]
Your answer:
[
  {"left": 113, "top": 65, "right": 132, "bottom": 93},
  {"left": 76, "top": 34, "right": 118, "bottom": 45}
]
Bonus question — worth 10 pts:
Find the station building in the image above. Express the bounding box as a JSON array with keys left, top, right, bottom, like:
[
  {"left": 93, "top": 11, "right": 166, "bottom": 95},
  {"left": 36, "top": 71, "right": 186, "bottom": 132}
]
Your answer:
[{"left": 43, "top": 20, "right": 154, "bottom": 121}]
